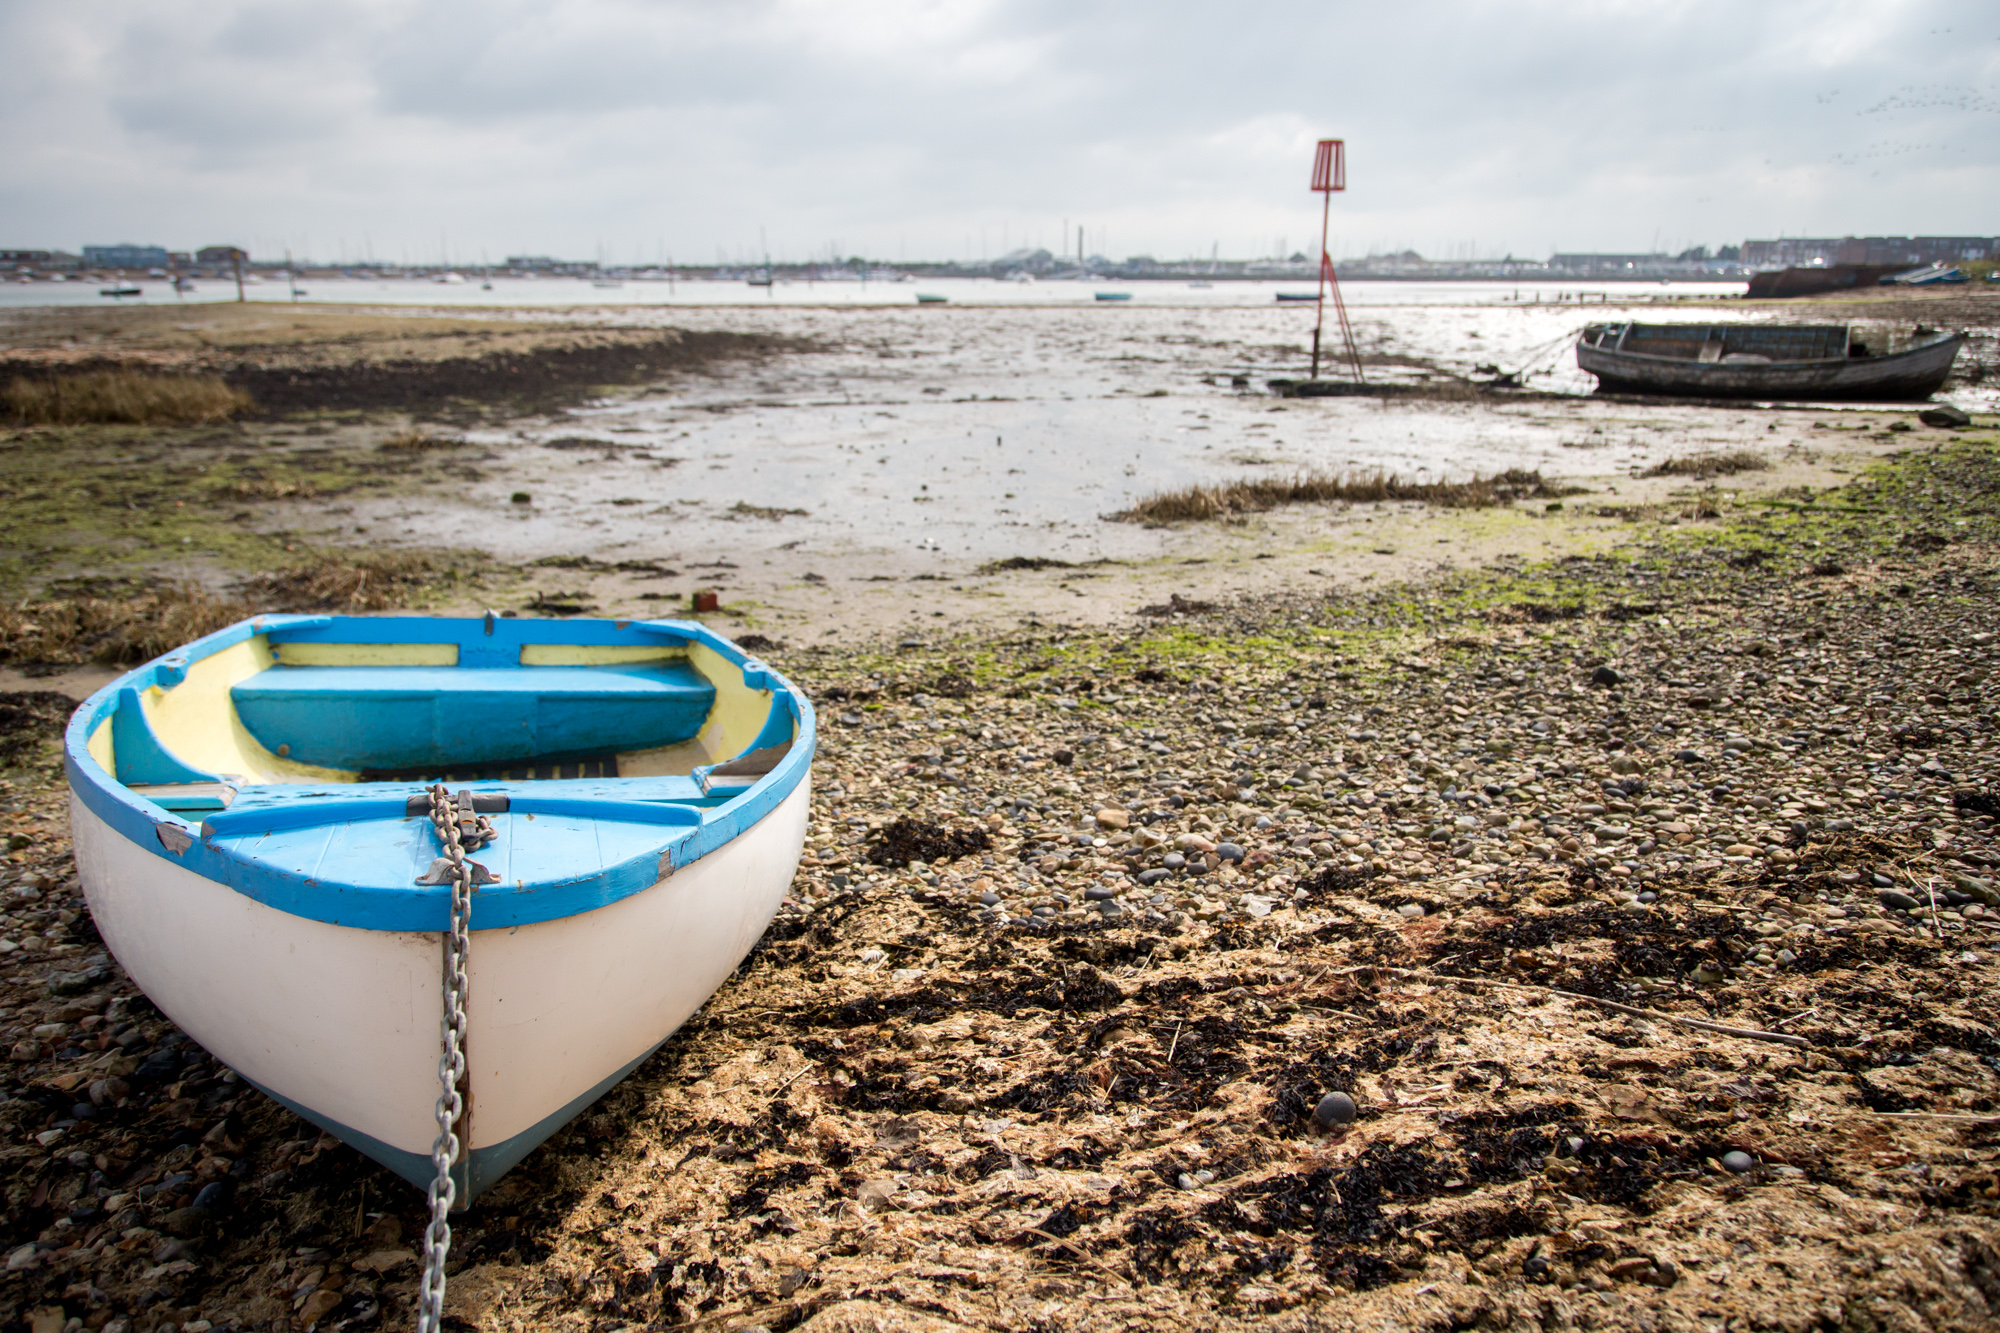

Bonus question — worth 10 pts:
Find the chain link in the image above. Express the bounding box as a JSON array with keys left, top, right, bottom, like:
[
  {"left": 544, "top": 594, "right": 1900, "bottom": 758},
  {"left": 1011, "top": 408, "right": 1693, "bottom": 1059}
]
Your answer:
[{"left": 416, "top": 786, "right": 485, "bottom": 1333}]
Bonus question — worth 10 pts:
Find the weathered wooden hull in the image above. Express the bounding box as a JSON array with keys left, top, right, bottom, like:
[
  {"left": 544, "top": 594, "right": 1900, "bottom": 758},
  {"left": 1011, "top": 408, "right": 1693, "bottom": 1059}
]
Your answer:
[{"left": 1577, "top": 332, "right": 1964, "bottom": 401}]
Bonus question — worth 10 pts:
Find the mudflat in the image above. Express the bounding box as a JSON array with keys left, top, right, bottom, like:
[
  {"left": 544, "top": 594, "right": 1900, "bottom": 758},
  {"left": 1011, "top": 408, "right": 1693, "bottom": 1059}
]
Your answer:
[{"left": 2, "top": 293, "right": 1998, "bottom": 1332}]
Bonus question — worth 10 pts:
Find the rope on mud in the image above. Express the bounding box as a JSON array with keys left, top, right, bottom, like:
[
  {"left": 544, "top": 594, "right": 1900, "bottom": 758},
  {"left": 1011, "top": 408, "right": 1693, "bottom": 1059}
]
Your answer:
[{"left": 1506, "top": 325, "right": 1589, "bottom": 380}]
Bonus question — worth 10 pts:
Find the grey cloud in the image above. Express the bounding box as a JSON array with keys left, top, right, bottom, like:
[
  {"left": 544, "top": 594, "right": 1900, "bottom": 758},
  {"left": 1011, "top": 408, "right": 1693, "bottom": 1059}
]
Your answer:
[{"left": 1, "top": 0, "right": 1995, "bottom": 258}]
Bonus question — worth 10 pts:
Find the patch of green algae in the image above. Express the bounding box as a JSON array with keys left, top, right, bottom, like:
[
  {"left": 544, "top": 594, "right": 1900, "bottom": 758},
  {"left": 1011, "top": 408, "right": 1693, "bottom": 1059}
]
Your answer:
[
  {"left": 0, "top": 420, "right": 495, "bottom": 595},
  {"left": 813, "top": 435, "right": 2000, "bottom": 704}
]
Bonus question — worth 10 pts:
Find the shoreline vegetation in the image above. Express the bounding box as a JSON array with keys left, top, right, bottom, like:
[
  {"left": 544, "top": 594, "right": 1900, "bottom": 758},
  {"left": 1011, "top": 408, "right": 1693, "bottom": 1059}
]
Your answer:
[
  {"left": 1114, "top": 468, "right": 1580, "bottom": 523},
  {"left": 3, "top": 370, "right": 251, "bottom": 427},
  {"left": 0, "top": 552, "right": 486, "bottom": 669}
]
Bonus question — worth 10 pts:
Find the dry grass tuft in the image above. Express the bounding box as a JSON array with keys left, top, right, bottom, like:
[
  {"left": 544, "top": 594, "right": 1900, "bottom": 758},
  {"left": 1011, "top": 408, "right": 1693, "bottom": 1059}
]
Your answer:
[
  {"left": 378, "top": 427, "right": 470, "bottom": 452},
  {"left": 234, "top": 550, "right": 471, "bottom": 613},
  {"left": 3, "top": 369, "right": 252, "bottom": 425},
  {"left": 0, "top": 552, "right": 475, "bottom": 666},
  {"left": 0, "top": 584, "right": 246, "bottom": 668},
  {"left": 212, "top": 479, "right": 320, "bottom": 501},
  {"left": 1114, "top": 468, "right": 1570, "bottom": 523},
  {"left": 727, "top": 500, "right": 810, "bottom": 520},
  {"left": 1643, "top": 451, "right": 1769, "bottom": 480}
]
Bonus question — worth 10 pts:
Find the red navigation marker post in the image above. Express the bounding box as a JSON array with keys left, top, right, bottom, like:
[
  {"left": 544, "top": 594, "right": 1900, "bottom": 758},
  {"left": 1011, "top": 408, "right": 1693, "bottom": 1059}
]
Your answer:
[{"left": 1310, "top": 139, "right": 1365, "bottom": 384}]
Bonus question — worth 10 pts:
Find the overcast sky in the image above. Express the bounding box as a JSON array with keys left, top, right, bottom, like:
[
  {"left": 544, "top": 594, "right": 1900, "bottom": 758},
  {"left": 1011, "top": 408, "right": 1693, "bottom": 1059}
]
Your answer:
[{"left": 2, "top": 0, "right": 1994, "bottom": 264}]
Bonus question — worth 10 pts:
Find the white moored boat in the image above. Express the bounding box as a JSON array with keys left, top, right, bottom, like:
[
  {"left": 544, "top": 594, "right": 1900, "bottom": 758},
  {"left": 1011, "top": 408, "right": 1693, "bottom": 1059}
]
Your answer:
[{"left": 64, "top": 614, "right": 813, "bottom": 1202}]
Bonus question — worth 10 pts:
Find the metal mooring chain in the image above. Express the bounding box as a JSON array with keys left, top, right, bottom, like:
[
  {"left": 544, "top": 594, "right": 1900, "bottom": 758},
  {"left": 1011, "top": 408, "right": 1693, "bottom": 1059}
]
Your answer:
[{"left": 417, "top": 786, "right": 492, "bottom": 1333}]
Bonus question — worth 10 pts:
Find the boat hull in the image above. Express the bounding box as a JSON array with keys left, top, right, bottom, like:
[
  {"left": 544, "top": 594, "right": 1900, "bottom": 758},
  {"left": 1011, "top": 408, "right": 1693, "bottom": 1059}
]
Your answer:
[
  {"left": 71, "top": 774, "right": 807, "bottom": 1200},
  {"left": 1577, "top": 333, "right": 1965, "bottom": 401}
]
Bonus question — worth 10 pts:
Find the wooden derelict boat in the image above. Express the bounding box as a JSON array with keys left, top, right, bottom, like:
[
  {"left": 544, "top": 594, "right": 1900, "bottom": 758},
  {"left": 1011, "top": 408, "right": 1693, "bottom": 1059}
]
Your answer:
[
  {"left": 65, "top": 614, "right": 813, "bottom": 1201},
  {"left": 1576, "top": 322, "right": 1965, "bottom": 401}
]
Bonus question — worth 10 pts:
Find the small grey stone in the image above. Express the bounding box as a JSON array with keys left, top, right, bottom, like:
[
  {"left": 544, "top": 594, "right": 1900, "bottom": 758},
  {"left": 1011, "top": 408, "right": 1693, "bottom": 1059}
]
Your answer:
[
  {"left": 1397, "top": 903, "right": 1425, "bottom": 919},
  {"left": 1879, "top": 890, "right": 1920, "bottom": 911},
  {"left": 1084, "top": 884, "right": 1118, "bottom": 901},
  {"left": 1591, "top": 665, "right": 1623, "bottom": 687},
  {"left": 1919, "top": 405, "right": 1971, "bottom": 428},
  {"left": 1137, "top": 868, "right": 1171, "bottom": 886},
  {"left": 980, "top": 891, "right": 1001, "bottom": 906},
  {"left": 1216, "top": 843, "right": 1246, "bottom": 862},
  {"left": 1314, "top": 1091, "right": 1358, "bottom": 1128},
  {"left": 1163, "top": 852, "right": 1186, "bottom": 870},
  {"left": 1720, "top": 1150, "right": 1756, "bottom": 1174}
]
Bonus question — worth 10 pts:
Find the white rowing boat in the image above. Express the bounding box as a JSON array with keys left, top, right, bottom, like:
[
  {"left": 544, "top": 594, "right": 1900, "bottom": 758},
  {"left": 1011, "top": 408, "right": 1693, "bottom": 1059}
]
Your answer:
[{"left": 65, "top": 613, "right": 813, "bottom": 1202}]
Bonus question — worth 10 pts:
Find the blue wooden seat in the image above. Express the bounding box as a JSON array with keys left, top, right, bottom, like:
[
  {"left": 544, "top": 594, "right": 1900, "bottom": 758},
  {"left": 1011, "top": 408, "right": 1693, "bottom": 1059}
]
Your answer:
[{"left": 230, "top": 663, "right": 716, "bottom": 770}]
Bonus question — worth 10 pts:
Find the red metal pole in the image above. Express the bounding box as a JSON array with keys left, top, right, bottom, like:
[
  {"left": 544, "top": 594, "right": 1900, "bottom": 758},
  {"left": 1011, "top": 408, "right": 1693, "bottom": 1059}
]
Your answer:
[
  {"left": 1323, "top": 252, "right": 1365, "bottom": 384},
  {"left": 1312, "top": 189, "right": 1330, "bottom": 380}
]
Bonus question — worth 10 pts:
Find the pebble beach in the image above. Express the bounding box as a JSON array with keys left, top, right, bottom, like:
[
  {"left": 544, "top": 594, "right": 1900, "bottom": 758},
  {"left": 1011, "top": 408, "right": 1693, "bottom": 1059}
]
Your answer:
[{"left": 2, "top": 292, "right": 1999, "bottom": 1331}]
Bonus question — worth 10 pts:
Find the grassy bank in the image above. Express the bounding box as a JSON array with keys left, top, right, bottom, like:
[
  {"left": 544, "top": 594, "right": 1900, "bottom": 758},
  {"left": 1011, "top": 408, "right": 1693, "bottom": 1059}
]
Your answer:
[
  {"left": 0, "top": 419, "right": 513, "bottom": 596},
  {"left": 3, "top": 370, "right": 252, "bottom": 427}
]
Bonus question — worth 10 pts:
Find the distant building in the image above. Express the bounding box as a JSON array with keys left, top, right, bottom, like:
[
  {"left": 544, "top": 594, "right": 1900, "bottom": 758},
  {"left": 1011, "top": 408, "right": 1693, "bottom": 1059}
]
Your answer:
[
  {"left": 0, "top": 249, "right": 52, "bottom": 267},
  {"left": 505, "top": 255, "right": 559, "bottom": 269},
  {"left": 195, "top": 245, "right": 248, "bottom": 266},
  {"left": 83, "top": 244, "right": 170, "bottom": 269},
  {"left": 1549, "top": 252, "right": 1672, "bottom": 272},
  {"left": 1739, "top": 238, "right": 1841, "bottom": 268},
  {"left": 1741, "top": 236, "right": 1998, "bottom": 270}
]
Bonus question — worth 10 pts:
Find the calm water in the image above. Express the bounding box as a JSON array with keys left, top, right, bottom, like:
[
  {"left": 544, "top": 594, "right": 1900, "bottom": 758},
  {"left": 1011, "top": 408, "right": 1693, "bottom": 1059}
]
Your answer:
[{"left": 0, "top": 274, "right": 1744, "bottom": 311}]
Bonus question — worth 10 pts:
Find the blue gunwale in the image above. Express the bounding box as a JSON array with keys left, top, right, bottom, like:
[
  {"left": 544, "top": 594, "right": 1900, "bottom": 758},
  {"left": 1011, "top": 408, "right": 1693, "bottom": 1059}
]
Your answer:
[{"left": 63, "top": 615, "right": 816, "bottom": 932}]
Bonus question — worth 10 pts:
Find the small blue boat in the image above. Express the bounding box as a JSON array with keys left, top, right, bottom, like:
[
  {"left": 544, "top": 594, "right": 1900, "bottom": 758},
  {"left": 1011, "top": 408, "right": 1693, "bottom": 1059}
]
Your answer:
[
  {"left": 1094, "top": 291, "right": 1131, "bottom": 302},
  {"left": 1882, "top": 263, "right": 1968, "bottom": 287},
  {"left": 66, "top": 614, "right": 813, "bottom": 1201}
]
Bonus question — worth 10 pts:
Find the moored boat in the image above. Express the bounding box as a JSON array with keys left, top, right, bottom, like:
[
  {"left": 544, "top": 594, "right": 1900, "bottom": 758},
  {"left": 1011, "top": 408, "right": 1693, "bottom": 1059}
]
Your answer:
[
  {"left": 1094, "top": 291, "right": 1131, "bottom": 302},
  {"left": 915, "top": 292, "right": 948, "bottom": 304},
  {"left": 1576, "top": 322, "right": 1965, "bottom": 401},
  {"left": 65, "top": 614, "right": 813, "bottom": 1202},
  {"left": 99, "top": 284, "right": 142, "bottom": 298},
  {"left": 1275, "top": 292, "right": 1319, "bottom": 303},
  {"left": 1884, "top": 263, "right": 1968, "bottom": 287}
]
